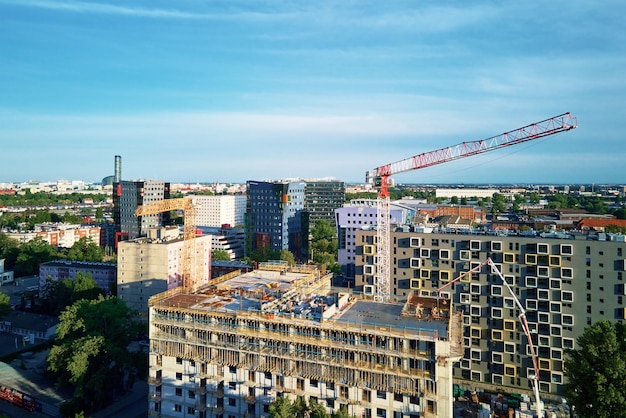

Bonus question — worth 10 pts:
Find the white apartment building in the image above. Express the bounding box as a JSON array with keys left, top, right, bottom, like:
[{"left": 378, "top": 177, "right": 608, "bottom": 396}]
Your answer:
[
  {"left": 117, "top": 227, "right": 211, "bottom": 316},
  {"left": 147, "top": 262, "right": 462, "bottom": 418},
  {"left": 191, "top": 195, "right": 247, "bottom": 228},
  {"left": 5, "top": 224, "right": 101, "bottom": 248},
  {"left": 435, "top": 188, "right": 498, "bottom": 199},
  {"left": 335, "top": 199, "right": 410, "bottom": 278}
]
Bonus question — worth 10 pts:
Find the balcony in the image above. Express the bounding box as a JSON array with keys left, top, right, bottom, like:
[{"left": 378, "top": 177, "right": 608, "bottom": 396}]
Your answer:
[
  {"left": 147, "top": 376, "right": 162, "bottom": 386},
  {"left": 195, "top": 385, "right": 207, "bottom": 394},
  {"left": 148, "top": 411, "right": 161, "bottom": 418},
  {"left": 258, "top": 394, "right": 275, "bottom": 404},
  {"left": 209, "top": 388, "right": 224, "bottom": 397},
  {"left": 209, "top": 406, "right": 224, "bottom": 414},
  {"left": 195, "top": 400, "right": 207, "bottom": 411},
  {"left": 245, "top": 395, "right": 256, "bottom": 403},
  {"left": 149, "top": 392, "right": 162, "bottom": 402}
]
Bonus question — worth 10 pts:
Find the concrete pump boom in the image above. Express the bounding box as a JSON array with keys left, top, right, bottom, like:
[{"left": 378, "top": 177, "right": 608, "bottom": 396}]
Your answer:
[{"left": 436, "top": 258, "right": 544, "bottom": 418}]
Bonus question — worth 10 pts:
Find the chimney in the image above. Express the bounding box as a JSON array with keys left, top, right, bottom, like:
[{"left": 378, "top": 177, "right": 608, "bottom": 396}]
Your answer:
[{"left": 114, "top": 155, "right": 122, "bottom": 183}]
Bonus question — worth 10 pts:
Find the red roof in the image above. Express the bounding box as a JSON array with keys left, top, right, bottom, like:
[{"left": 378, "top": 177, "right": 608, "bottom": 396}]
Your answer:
[{"left": 576, "top": 218, "right": 626, "bottom": 229}]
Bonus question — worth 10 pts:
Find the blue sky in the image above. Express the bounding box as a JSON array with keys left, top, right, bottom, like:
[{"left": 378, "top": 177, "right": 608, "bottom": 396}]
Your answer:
[{"left": 0, "top": 1, "right": 624, "bottom": 185}]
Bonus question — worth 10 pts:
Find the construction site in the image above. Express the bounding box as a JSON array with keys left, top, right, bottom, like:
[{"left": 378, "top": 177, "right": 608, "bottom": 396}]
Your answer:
[
  {"left": 143, "top": 113, "right": 578, "bottom": 417},
  {"left": 147, "top": 261, "right": 464, "bottom": 418}
]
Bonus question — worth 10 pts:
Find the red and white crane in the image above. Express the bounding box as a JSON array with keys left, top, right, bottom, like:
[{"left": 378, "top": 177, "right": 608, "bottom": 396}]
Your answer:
[
  {"left": 436, "top": 258, "right": 544, "bottom": 418},
  {"left": 365, "top": 112, "right": 577, "bottom": 302}
]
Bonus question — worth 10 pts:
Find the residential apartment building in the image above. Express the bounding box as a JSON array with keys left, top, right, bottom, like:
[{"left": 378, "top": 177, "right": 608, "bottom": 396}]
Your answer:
[
  {"left": 354, "top": 229, "right": 626, "bottom": 398},
  {"left": 303, "top": 179, "right": 345, "bottom": 227},
  {"left": 113, "top": 179, "right": 171, "bottom": 245},
  {"left": 0, "top": 259, "right": 14, "bottom": 286},
  {"left": 245, "top": 180, "right": 309, "bottom": 262},
  {"left": 147, "top": 262, "right": 462, "bottom": 418},
  {"left": 117, "top": 227, "right": 211, "bottom": 316},
  {"left": 39, "top": 260, "right": 117, "bottom": 295},
  {"left": 200, "top": 226, "right": 245, "bottom": 260},
  {"left": 191, "top": 195, "right": 247, "bottom": 228},
  {"left": 5, "top": 224, "right": 102, "bottom": 248}
]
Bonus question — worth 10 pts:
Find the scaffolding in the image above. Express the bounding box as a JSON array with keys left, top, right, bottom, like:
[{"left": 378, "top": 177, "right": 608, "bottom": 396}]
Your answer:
[{"left": 148, "top": 265, "right": 461, "bottom": 417}]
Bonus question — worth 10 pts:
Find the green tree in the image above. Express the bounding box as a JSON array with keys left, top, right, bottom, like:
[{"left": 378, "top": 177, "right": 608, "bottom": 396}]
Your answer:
[
  {"left": 450, "top": 196, "right": 459, "bottom": 205},
  {"left": 212, "top": 249, "right": 231, "bottom": 261},
  {"left": 269, "top": 396, "right": 350, "bottom": 418},
  {"left": 95, "top": 207, "right": 104, "bottom": 223},
  {"left": 251, "top": 246, "right": 281, "bottom": 263},
  {"left": 15, "top": 236, "right": 57, "bottom": 276},
  {"left": 279, "top": 249, "right": 296, "bottom": 266},
  {"left": 48, "top": 296, "right": 145, "bottom": 412},
  {"left": 491, "top": 193, "right": 507, "bottom": 215},
  {"left": 311, "top": 219, "right": 335, "bottom": 242},
  {"left": 268, "top": 396, "right": 295, "bottom": 418},
  {"left": 67, "top": 237, "right": 104, "bottom": 262},
  {"left": 310, "top": 219, "right": 338, "bottom": 268},
  {"left": 564, "top": 319, "right": 626, "bottom": 417},
  {"left": 0, "top": 232, "right": 19, "bottom": 269},
  {"left": 41, "top": 272, "right": 104, "bottom": 315},
  {"left": 0, "top": 292, "right": 10, "bottom": 320}
]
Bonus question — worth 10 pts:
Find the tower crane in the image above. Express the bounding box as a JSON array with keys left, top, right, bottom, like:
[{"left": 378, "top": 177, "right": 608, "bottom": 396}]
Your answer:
[
  {"left": 135, "top": 197, "right": 201, "bottom": 291},
  {"left": 365, "top": 112, "right": 577, "bottom": 302},
  {"left": 436, "top": 258, "right": 544, "bottom": 418}
]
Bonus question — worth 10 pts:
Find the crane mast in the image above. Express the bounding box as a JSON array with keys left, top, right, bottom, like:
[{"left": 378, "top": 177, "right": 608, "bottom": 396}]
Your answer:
[
  {"left": 436, "top": 259, "right": 544, "bottom": 418},
  {"left": 365, "top": 112, "right": 577, "bottom": 301}
]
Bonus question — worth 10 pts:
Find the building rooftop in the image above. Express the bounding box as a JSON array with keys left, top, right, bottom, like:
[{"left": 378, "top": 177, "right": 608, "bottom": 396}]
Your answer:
[
  {"left": 40, "top": 260, "right": 116, "bottom": 270},
  {"left": 149, "top": 261, "right": 454, "bottom": 341}
]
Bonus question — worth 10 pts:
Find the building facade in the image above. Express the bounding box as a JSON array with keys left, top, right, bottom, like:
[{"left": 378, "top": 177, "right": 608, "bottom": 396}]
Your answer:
[
  {"left": 354, "top": 229, "right": 626, "bottom": 398},
  {"left": 245, "top": 180, "right": 309, "bottom": 262},
  {"left": 0, "top": 259, "right": 14, "bottom": 286},
  {"left": 303, "top": 179, "right": 345, "bottom": 227},
  {"left": 200, "top": 226, "right": 245, "bottom": 260},
  {"left": 192, "top": 195, "right": 247, "bottom": 228},
  {"left": 117, "top": 227, "right": 211, "bottom": 316},
  {"left": 39, "top": 260, "right": 117, "bottom": 295},
  {"left": 5, "top": 224, "right": 102, "bottom": 248},
  {"left": 147, "top": 262, "right": 462, "bottom": 418},
  {"left": 335, "top": 200, "right": 408, "bottom": 279},
  {"left": 113, "top": 180, "right": 171, "bottom": 245}
]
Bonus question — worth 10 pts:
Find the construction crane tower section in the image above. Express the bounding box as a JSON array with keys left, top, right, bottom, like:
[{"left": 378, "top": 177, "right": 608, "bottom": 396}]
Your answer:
[
  {"left": 135, "top": 197, "right": 200, "bottom": 292},
  {"left": 365, "top": 112, "right": 577, "bottom": 302}
]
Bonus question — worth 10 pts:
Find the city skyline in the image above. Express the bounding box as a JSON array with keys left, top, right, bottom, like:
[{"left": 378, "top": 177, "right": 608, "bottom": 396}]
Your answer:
[{"left": 1, "top": 1, "right": 624, "bottom": 184}]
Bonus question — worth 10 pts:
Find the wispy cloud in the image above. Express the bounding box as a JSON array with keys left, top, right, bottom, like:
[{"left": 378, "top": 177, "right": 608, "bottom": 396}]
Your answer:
[{"left": 0, "top": 0, "right": 294, "bottom": 21}]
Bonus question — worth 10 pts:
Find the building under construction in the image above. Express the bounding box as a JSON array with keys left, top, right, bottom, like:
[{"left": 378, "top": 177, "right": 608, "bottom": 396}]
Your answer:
[{"left": 147, "top": 261, "right": 463, "bottom": 418}]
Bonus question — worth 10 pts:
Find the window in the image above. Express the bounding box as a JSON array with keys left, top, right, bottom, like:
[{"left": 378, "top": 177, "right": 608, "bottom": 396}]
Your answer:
[
  {"left": 229, "top": 381, "right": 236, "bottom": 390},
  {"left": 176, "top": 372, "right": 182, "bottom": 380},
  {"left": 377, "top": 390, "right": 386, "bottom": 399},
  {"left": 562, "top": 315, "right": 574, "bottom": 326},
  {"left": 174, "top": 404, "right": 182, "bottom": 412},
  {"left": 176, "top": 357, "right": 183, "bottom": 365},
  {"left": 228, "top": 398, "right": 236, "bottom": 406},
  {"left": 175, "top": 388, "right": 182, "bottom": 396}
]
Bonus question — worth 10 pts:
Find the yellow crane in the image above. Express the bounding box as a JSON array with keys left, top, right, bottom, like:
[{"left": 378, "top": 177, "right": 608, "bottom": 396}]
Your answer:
[{"left": 135, "top": 197, "right": 201, "bottom": 291}]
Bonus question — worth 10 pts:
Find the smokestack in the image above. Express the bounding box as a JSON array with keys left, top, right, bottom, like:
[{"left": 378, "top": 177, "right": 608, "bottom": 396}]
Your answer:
[{"left": 114, "top": 155, "right": 122, "bottom": 183}]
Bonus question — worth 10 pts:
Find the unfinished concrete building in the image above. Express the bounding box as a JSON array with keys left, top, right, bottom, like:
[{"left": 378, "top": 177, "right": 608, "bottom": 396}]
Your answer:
[{"left": 147, "top": 262, "right": 463, "bottom": 418}]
